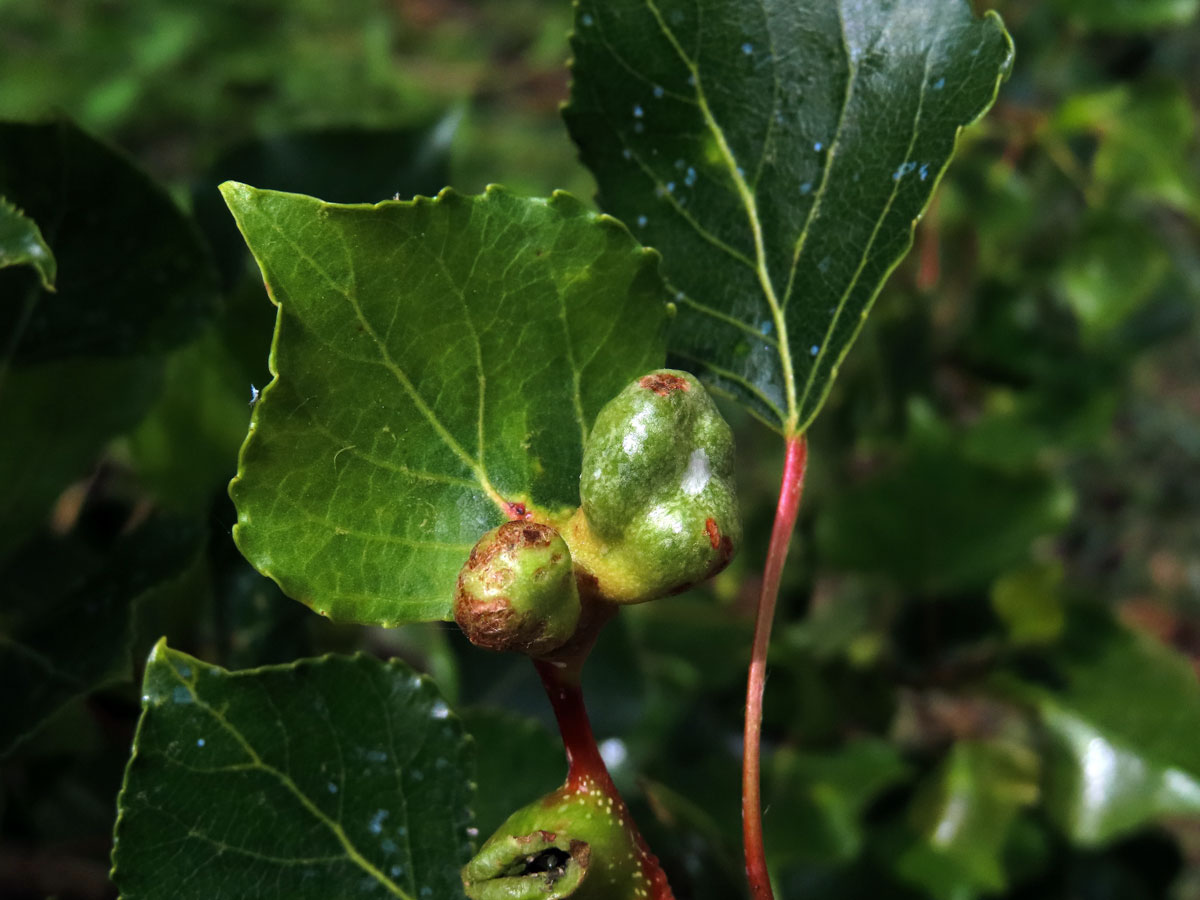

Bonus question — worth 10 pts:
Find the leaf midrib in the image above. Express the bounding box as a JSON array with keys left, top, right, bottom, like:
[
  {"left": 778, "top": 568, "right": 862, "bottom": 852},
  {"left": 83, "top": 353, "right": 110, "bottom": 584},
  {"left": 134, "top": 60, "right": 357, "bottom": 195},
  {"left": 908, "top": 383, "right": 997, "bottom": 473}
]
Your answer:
[
  {"left": 245, "top": 193, "right": 510, "bottom": 514},
  {"left": 595, "top": 2, "right": 1005, "bottom": 437},
  {"left": 643, "top": 0, "right": 799, "bottom": 433}
]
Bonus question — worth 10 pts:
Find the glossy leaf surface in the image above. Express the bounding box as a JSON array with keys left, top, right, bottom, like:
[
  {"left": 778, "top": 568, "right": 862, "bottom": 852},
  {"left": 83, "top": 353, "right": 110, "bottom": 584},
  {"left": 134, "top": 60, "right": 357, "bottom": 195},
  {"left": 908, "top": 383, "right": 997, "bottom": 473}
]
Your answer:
[
  {"left": 566, "top": 0, "right": 1013, "bottom": 433},
  {"left": 1021, "top": 616, "right": 1200, "bottom": 845},
  {"left": 112, "top": 642, "right": 474, "bottom": 900},
  {"left": 223, "top": 182, "right": 669, "bottom": 624},
  {"left": 896, "top": 739, "right": 1039, "bottom": 897},
  {"left": 0, "top": 196, "right": 55, "bottom": 289}
]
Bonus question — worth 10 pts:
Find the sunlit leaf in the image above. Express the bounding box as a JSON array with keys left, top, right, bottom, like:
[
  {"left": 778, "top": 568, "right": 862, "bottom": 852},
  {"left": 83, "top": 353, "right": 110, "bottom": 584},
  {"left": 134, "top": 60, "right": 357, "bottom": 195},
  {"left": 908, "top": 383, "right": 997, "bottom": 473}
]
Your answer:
[
  {"left": 990, "top": 562, "right": 1066, "bottom": 646},
  {"left": 1016, "top": 614, "right": 1200, "bottom": 845},
  {"left": 222, "top": 183, "right": 669, "bottom": 624},
  {"left": 194, "top": 119, "right": 457, "bottom": 290},
  {"left": 896, "top": 739, "right": 1039, "bottom": 897}
]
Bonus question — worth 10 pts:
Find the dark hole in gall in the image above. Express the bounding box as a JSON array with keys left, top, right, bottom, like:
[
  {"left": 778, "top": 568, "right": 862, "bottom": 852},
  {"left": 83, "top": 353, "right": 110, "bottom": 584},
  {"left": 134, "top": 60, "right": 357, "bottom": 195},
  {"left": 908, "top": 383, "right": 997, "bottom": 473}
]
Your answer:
[{"left": 520, "top": 847, "right": 572, "bottom": 878}]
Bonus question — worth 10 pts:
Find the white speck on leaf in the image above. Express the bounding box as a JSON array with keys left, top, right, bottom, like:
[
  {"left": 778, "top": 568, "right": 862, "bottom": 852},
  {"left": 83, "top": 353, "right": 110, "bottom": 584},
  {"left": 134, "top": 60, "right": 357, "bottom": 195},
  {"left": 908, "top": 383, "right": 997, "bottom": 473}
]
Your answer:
[{"left": 369, "top": 810, "right": 389, "bottom": 835}]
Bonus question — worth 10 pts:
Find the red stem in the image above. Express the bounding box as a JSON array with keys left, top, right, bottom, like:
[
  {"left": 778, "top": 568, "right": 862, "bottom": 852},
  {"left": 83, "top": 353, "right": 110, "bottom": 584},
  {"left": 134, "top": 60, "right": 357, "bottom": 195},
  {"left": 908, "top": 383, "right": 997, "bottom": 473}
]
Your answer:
[
  {"left": 535, "top": 658, "right": 676, "bottom": 900},
  {"left": 742, "top": 434, "right": 809, "bottom": 900}
]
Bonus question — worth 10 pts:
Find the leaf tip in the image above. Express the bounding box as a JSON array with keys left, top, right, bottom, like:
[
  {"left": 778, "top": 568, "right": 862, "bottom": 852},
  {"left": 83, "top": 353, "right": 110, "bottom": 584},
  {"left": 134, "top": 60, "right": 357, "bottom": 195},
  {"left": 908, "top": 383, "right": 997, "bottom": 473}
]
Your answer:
[
  {"left": 217, "top": 180, "right": 255, "bottom": 212},
  {"left": 147, "top": 636, "right": 171, "bottom": 666},
  {"left": 982, "top": 9, "right": 1017, "bottom": 78}
]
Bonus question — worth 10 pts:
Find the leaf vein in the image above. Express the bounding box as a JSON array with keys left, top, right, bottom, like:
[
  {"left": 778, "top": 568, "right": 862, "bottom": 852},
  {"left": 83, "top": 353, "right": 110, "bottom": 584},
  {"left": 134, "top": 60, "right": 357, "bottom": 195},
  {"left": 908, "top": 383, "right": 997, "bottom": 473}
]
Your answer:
[
  {"left": 254, "top": 203, "right": 508, "bottom": 512},
  {"left": 162, "top": 663, "right": 416, "bottom": 900},
  {"left": 795, "top": 32, "right": 937, "bottom": 429}
]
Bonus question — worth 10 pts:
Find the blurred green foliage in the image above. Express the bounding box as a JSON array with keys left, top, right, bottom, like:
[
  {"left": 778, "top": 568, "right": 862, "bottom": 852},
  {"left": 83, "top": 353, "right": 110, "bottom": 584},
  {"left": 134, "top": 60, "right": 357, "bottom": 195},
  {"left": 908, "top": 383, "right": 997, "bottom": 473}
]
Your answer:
[{"left": 1, "top": 0, "right": 1199, "bottom": 898}]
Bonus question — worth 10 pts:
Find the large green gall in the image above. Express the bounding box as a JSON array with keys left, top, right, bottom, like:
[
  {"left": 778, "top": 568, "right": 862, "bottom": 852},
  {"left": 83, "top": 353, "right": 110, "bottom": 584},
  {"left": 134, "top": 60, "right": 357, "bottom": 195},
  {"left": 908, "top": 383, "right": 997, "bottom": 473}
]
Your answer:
[{"left": 567, "top": 369, "right": 740, "bottom": 603}]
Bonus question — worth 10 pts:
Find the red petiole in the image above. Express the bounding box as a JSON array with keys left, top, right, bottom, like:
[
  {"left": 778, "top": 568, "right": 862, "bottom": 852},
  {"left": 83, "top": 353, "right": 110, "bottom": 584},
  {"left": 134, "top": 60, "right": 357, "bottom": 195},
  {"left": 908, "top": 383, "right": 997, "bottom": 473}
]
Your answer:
[
  {"left": 742, "top": 435, "right": 809, "bottom": 900},
  {"left": 535, "top": 656, "right": 676, "bottom": 900}
]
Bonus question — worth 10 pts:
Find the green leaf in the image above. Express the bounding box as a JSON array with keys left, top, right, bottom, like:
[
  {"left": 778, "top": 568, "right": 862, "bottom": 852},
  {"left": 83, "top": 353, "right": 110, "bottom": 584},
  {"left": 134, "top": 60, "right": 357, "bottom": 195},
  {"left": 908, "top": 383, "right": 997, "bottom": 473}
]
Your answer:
[
  {"left": 766, "top": 738, "right": 912, "bottom": 868},
  {"left": 990, "top": 562, "right": 1066, "bottom": 646},
  {"left": 0, "top": 120, "right": 218, "bottom": 557},
  {"left": 1054, "top": 82, "right": 1200, "bottom": 217},
  {"left": 222, "top": 183, "right": 669, "bottom": 625},
  {"left": 0, "top": 195, "right": 55, "bottom": 290},
  {"left": 565, "top": 0, "right": 1013, "bottom": 434},
  {"left": 112, "top": 641, "right": 474, "bottom": 900},
  {"left": 815, "top": 427, "right": 1075, "bottom": 594},
  {"left": 1058, "top": 216, "right": 1171, "bottom": 341},
  {"left": 895, "top": 739, "right": 1039, "bottom": 897},
  {"left": 126, "top": 328, "right": 252, "bottom": 512},
  {"left": 1016, "top": 614, "right": 1200, "bottom": 845},
  {"left": 1050, "top": 0, "right": 1199, "bottom": 32},
  {"left": 0, "top": 518, "right": 202, "bottom": 757}
]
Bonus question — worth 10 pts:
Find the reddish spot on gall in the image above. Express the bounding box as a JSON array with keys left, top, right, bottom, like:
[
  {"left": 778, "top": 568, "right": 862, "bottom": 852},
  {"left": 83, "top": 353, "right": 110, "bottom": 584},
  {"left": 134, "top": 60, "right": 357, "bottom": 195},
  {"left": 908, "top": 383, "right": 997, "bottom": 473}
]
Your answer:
[
  {"left": 639, "top": 372, "right": 690, "bottom": 396},
  {"left": 705, "top": 518, "right": 721, "bottom": 549}
]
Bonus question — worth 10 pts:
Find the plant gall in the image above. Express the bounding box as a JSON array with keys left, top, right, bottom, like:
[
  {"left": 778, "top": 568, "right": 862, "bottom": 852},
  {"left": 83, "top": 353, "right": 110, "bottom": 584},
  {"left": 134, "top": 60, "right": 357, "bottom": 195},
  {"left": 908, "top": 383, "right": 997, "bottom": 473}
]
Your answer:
[
  {"left": 455, "top": 521, "right": 582, "bottom": 657},
  {"left": 566, "top": 369, "right": 740, "bottom": 603}
]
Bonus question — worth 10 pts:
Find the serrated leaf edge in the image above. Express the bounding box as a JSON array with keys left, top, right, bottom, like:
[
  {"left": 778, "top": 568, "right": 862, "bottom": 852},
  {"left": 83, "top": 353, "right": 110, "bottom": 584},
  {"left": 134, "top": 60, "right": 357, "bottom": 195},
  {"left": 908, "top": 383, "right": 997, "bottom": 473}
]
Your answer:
[
  {"left": 111, "top": 638, "right": 478, "bottom": 900},
  {"left": 565, "top": 1, "right": 1015, "bottom": 437},
  {"left": 219, "top": 181, "right": 667, "bottom": 625}
]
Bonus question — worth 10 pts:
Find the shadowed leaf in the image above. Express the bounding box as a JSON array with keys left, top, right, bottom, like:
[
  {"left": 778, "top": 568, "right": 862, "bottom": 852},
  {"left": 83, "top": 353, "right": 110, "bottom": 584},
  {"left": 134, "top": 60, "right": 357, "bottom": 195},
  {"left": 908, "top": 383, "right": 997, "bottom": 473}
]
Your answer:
[
  {"left": 566, "top": 0, "right": 1013, "bottom": 434},
  {"left": 0, "top": 120, "right": 218, "bottom": 558},
  {"left": 0, "top": 518, "right": 203, "bottom": 757},
  {"left": 112, "top": 642, "right": 474, "bottom": 900}
]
